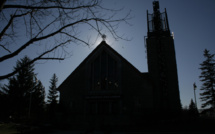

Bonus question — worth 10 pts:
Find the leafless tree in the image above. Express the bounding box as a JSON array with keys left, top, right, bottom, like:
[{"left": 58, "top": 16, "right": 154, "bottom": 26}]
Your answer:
[{"left": 0, "top": 0, "right": 131, "bottom": 80}]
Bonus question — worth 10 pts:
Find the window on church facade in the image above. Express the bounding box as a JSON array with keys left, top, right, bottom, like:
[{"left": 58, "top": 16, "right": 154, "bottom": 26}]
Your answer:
[{"left": 91, "top": 51, "right": 117, "bottom": 91}]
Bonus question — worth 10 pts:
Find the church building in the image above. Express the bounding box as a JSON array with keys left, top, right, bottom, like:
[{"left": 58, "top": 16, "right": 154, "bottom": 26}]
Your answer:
[{"left": 58, "top": 1, "right": 181, "bottom": 127}]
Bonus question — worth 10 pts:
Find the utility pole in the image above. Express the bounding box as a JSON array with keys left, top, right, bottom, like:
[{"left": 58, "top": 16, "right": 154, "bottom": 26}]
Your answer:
[
  {"left": 28, "top": 76, "right": 38, "bottom": 119},
  {"left": 193, "top": 82, "right": 197, "bottom": 109},
  {"left": 28, "top": 92, "right": 32, "bottom": 119}
]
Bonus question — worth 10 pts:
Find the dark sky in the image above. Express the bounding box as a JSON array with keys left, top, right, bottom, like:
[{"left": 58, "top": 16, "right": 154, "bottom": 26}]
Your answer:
[{"left": 1, "top": 0, "right": 215, "bottom": 109}]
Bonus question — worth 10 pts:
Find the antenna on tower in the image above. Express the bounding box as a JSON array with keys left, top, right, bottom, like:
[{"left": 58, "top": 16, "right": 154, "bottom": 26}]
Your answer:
[{"left": 153, "top": 0, "right": 160, "bottom": 12}]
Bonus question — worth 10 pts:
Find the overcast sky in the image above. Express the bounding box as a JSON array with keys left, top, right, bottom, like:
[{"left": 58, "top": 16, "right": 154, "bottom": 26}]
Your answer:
[{"left": 1, "top": 0, "right": 215, "bottom": 109}]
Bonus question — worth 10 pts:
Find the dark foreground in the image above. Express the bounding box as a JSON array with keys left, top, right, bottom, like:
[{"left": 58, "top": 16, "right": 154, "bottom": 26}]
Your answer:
[
  {"left": 1, "top": 125, "right": 215, "bottom": 134},
  {"left": 49, "top": 131, "right": 215, "bottom": 134},
  {"left": 1, "top": 118, "right": 215, "bottom": 134}
]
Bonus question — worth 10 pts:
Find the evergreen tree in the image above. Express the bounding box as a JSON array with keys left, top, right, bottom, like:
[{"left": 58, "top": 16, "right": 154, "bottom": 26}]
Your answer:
[
  {"left": 2, "top": 56, "right": 45, "bottom": 119},
  {"left": 31, "top": 80, "right": 46, "bottom": 117},
  {"left": 199, "top": 49, "right": 215, "bottom": 109},
  {"left": 47, "top": 73, "right": 58, "bottom": 105},
  {"left": 188, "top": 99, "right": 198, "bottom": 117},
  {"left": 0, "top": 85, "right": 10, "bottom": 120},
  {"left": 47, "top": 74, "right": 58, "bottom": 120},
  {"left": 189, "top": 99, "right": 196, "bottom": 110}
]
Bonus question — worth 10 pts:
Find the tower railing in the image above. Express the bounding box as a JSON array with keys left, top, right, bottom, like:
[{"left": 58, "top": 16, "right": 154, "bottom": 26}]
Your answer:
[{"left": 147, "top": 9, "right": 170, "bottom": 37}]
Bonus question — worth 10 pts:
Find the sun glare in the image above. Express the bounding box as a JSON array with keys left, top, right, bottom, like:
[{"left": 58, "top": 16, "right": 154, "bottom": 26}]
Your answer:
[{"left": 90, "top": 34, "right": 113, "bottom": 49}]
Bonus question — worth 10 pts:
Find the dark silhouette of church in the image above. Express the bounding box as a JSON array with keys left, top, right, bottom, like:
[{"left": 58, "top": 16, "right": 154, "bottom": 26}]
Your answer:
[{"left": 58, "top": 1, "right": 181, "bottom": 127}]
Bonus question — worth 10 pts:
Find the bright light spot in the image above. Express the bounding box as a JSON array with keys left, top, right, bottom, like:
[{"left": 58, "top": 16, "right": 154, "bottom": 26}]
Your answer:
[
  {"left": 92, "top": 37, "right": 103, "bottom": 48},
  {"left": 90, "top": 34, "right": 113, "bottom": 49},
  {"left": 172, "top": 32, "right": 174, "bottom": 39}
]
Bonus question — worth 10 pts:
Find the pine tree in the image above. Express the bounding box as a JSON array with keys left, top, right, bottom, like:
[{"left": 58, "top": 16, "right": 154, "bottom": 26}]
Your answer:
[
  {"left": 0, "top": 85, "right": 10, "bottom": 120},
  {"left": 47, "top": 74, "right": 59, "bottom": 120},
  {"left": 2, "top": 56, "right": 45, "bottom": 119},
  {"left": 188, "top": 99, "right": 198, "bottom": 117},
  {"left": 31, "top": 80, "right": 46, "bottom": 116},
  {"left": 189, "top": 99, "right": 196, "bottom": 110},
  {"left": 47, "top": 73, "right": 58, "bottom": 105},
  {"left": 199, "top": 49, "right": 215, "bottom": 109}
]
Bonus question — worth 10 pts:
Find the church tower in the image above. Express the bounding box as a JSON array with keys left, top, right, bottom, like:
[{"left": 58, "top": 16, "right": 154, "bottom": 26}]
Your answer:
[{"left": 146, "top": 1, "right": 181, "bottom": 115}]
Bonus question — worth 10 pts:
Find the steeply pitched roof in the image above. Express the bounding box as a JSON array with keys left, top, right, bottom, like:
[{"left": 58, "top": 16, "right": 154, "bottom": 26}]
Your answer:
[{"left": 58, "top": 41, "right": 145, "bottom": 91}]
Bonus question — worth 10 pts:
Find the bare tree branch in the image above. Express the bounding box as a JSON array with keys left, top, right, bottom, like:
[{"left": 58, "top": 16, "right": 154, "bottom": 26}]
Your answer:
[
  {"left": 0, "top": 40, "right": 70, "bottom": 80},
  {"left": 38, "top": 58, "right": 64, "bottom": 60},
  {"left": 0, "top": 0, "right": 6, "bottom": 12},
  {"left": 3, "top": 1, "right": 99, "bottom": 10},
  {"left": 0, "top": 18, "right": 100, "bottom": 62},
  {"left": 0, "top": 11, "right": 32, "bottom": 40},
  {"left": 0, "top": 44, "right": 11, "bottom": 53},
  {"left": 0, "top": 0, "right": 132, "bottom": 80}
]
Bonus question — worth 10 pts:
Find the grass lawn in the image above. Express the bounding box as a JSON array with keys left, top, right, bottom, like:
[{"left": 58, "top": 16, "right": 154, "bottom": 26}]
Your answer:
[{"left": 0, "top": 123, "right": 18, "bottom": 134}]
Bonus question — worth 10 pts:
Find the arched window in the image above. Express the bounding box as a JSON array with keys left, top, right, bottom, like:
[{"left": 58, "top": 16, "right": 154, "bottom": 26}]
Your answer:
[{"left": 91, "top": 51, "right": 117, "bottom": 90}]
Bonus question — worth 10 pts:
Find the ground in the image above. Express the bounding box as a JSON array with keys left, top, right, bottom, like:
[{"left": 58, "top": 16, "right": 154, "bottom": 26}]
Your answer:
[
  {"left": 0, "top": 123, "right": 18, "bottom": 134},
  {"left": 0, "top": 124, "right": 215, "bottom": 134},
  {"left": 48, "top": 131, "right": 215, "bottom": 134},
  {"left": 1, "top": 118, "right": 215, "bottom": 134}
]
